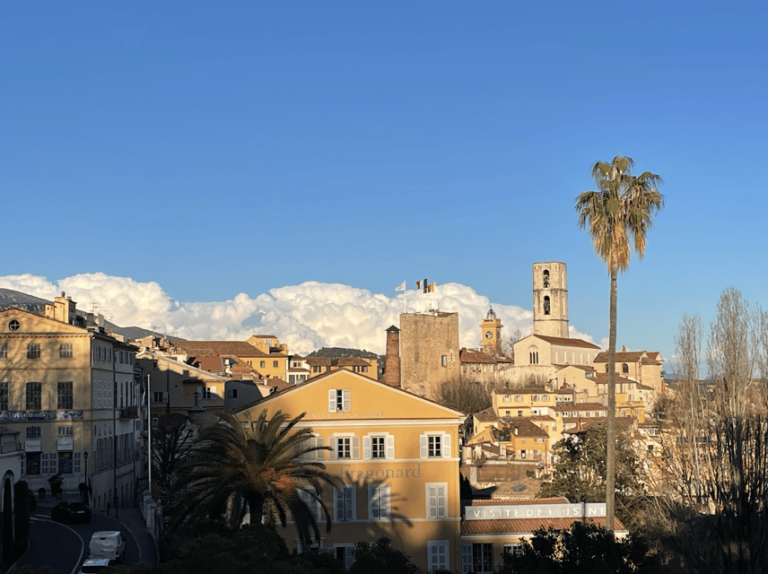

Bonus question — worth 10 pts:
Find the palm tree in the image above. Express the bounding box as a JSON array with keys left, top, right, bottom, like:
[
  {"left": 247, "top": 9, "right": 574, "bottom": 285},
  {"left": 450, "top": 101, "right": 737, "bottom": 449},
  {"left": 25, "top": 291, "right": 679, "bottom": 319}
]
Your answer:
[
  {"left": 171, "top": 409, "right": 339, "bottom": 547},
  {"left": 575, "top": 155, "right": 663, "bottom": 530}
]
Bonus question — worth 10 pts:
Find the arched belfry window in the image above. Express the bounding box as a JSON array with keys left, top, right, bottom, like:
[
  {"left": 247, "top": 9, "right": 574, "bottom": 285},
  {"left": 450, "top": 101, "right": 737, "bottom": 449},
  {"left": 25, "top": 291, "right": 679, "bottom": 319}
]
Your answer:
[
  {"left": 529, "top": 347, "right": 539, "bottom": 365},
  {"left": 543, "top": 270, "right": 550, "bottom": 288},
  {"left": 622, "top": 363, "right": 629, "bottom": 374},
  {"left": 544, "top": 296, "right": 551, "bottom": 315}
]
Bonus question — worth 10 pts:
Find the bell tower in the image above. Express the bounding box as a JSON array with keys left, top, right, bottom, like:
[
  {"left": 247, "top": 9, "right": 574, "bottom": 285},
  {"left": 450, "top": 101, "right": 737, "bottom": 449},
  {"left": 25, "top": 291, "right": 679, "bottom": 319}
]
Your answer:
[
  {"left": 481, "top": 307, "right": 503, "bottom": 356},
  {"left": 533, "top": 262, "right": 569, "bottom": 338}
]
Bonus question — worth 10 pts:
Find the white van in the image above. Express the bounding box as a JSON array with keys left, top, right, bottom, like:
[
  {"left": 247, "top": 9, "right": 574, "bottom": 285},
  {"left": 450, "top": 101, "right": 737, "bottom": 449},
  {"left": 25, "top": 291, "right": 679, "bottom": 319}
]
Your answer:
[
  {"left": 78, "top": 558, "right": 110, "bottom": 574},
  {"left": 88, "top": 531, "right": 126, "bottom": 563}
]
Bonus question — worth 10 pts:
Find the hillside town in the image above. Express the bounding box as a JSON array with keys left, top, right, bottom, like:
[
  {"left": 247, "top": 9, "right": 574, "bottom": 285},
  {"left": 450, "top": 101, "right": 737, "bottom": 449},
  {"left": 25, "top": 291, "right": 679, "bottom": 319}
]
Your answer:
[{"left": 0, "top": 261, "right": 677, "bottom": 572}]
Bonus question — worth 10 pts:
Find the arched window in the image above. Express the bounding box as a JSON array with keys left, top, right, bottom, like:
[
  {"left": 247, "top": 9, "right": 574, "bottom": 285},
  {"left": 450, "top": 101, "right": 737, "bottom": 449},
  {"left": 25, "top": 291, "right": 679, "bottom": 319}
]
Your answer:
[
  {"left": 622, "top": 363, "right": 629, "bottom": 374},
  {"left": 543, "top": 270, "right": 550, "bottom": 288},
  {"left": 544, "top": 296, "right": 551, "bottom": 315},
  {"left": 529, "top": 347, "right": 539, "bottom": 364}
]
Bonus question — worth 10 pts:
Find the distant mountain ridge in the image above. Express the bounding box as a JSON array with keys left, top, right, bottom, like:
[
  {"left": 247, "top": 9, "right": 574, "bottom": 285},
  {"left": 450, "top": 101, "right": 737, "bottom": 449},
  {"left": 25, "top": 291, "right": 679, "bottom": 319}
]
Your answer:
[{"left": 307, "top": 347, "right": 379, "bottom": 359}]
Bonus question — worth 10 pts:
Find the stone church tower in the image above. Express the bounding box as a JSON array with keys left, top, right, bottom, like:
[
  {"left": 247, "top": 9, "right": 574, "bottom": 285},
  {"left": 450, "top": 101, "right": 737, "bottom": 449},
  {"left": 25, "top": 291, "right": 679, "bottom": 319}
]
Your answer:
[{"left": 532, "top": 262, "right": 569, "bottom": 338}]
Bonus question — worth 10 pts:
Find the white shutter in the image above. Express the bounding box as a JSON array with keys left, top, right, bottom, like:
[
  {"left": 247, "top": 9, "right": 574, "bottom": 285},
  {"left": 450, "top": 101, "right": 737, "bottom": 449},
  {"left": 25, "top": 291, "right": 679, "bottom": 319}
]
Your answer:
[
  {"left": 328, "top": 390, "right": 336, "bottom": 412},
  {"left": 363, "top": 437, "right": 371, "bottom": 460},
  {"left": 51, "top": 452, "right": 58, "bottom": 474},
  {"left": 342, "top": 389, "right": 350, "bottom": 411},
  {"left": 437, "top": 485, "right": 446, "bottom": 517},
  {"left": 20, "top": 454, "right": 25, "bottom": 476},
  {"left": 344, "top": 486, "right": 355, "bottom": 521},
  {"left": 162, "top": 392, "right": 169, "bottom": 404},
  {"left": 443, "top": 433, "right": 451, "bottom": 458},
  {"left": 329, "top": 437, "right": 338, "bottom": 460},
  {"left": 386, "top": 435, "right": 395, "bottom": 459},
  {"left": 420, "top": 435, "right": 428, "bottom": 458},
  {"left": 352, "top": 436, "right": 360, "bottom": 459},
  {"left": 462, "top": 544, "right": 473, "bottom": 574},
  {"left": 344, "top": 547, "right": 355, "bottom": 571},
  {"left": 316, "top": 436, "right": 325, "bottom": 461}
]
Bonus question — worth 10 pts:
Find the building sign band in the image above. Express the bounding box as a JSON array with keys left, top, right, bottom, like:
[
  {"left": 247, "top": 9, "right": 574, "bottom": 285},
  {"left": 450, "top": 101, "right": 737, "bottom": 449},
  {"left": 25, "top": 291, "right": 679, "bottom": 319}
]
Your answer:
[{"left": 465, "top": 503, "right": 607, "bottom": 520}]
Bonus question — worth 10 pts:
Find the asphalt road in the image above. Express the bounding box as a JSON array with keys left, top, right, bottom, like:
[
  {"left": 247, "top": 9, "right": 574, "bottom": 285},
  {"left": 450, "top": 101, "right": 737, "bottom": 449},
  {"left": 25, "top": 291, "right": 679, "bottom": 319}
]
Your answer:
[{"left": 24, "top": 507, "right": 143, "bottom": 574}]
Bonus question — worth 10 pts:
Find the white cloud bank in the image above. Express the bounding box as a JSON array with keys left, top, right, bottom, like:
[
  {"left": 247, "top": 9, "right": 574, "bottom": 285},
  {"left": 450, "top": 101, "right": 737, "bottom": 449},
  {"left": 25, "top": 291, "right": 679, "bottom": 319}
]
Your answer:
[{"left": 0, "top": 273, "right": 598, "bottom": 355}]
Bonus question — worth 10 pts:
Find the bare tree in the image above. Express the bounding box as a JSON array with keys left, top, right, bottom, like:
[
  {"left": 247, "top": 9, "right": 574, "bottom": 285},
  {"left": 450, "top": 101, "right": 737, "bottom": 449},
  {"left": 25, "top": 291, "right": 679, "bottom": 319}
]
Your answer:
[{"left": 439, "top": 376, "right": 494, "bottom": 415}]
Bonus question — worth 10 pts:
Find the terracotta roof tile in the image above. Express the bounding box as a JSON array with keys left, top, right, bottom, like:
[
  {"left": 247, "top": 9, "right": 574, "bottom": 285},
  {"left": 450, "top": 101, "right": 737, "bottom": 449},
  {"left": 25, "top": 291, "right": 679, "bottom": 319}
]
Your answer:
[
  {"left": 178, "top": 341, "right": 271, "bottom": 358},
  {"left": 460, "top": 348, "right": 499, "bottom": 364},
  {"left": 594, "top": 351, "right": 654, "bottom": 364},
  {"left": 532, "top": 335, "right": 600, "bottom": 349},
  {"left": 467, "top": 497, "right": 568, "bottom": 506},
  {"left": 461, "top": 516, "right": 626, "bottom": 535}
]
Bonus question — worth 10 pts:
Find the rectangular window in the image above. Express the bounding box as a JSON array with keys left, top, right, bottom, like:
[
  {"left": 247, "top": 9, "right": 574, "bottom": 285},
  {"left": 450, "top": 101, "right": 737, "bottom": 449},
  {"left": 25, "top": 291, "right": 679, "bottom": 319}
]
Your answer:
[
  {"left": 426, "top": 483, "right": 447, "bottom": 518},
  {"left": 328, "top": 389, "right": 350, "bottom": 412},
  {"left": 27, "top": 343, "right": 40, "bottom": 359},
  {"left": 368, "top": 484, "right": 390, "bottom": 520},
  {"left": 26, "top": 426, "right": 41, "bottom": 438},
  {"left": 59, "top": 343, "right": 73, "bottom": 358},
  {"left": 58, "top": 452, "right": 73, "bottom": 474},
  {"left": 335, "top": 437, "right": 355, "bottom": 459},
  {"left": 441, "top": 355, "right": 447, "bottom": 367},
  {"left": 334, "top": 485, "right": 356, "bottom": 521},
  {"left": 26, "top": 452, "right": 41, "bottom": 475},
  {"left": 429, "top": 435, "right": 441, "bottom": 457},
  {"left": 428, "top": 541, "right": 449, "bottom": 573},
  {"left": 26, "top": 382, "right": 41, "bottom": 410},
  {"left": 273, "top": 360, "right": 278, "bottom": 368},
  {"left": 502, "top": 395, "right": 510, "bottom": 402},
  {"left": 471, "top": 543, "right": 494, "bottom": 573},
  {"left": 260, "top": 361, "right": 265, "bottom": 368},
  {"left": 0, "top": 342, "right": 7, "bottom": 358},
  {"left": 58, "top": 382, "right": 73, "bottom": 410},
  {"left": 0, "top": 383, "right": 7, "bottom": 410},
  {"left": 58, "top": 426, "right": 73, "bottom": 436},
  {"left": 298, "top": 487, "right": 322, "bottom": 521},
  {"left": 372, "top": 436, "right": 385, "bottom": 459}
]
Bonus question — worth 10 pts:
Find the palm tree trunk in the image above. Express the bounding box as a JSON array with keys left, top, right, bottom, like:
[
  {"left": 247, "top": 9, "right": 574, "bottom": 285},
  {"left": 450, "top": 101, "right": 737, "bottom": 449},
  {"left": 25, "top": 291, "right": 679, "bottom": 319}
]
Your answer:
[{"left": 606, "top": 267, "right": 618, "bottom": 531}]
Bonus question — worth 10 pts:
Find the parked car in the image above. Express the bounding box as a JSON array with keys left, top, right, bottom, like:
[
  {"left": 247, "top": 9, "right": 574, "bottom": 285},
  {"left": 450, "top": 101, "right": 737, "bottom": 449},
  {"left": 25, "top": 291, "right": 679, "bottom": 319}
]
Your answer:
[
  {"left": 88, "top": 531, "right": 126, "bottom": 563},
  {"left": 78, "top": 558, "right": 110, "bottom": 574},
  {"left": 51, "top": 501, "right": 91, "bottom": 524}
]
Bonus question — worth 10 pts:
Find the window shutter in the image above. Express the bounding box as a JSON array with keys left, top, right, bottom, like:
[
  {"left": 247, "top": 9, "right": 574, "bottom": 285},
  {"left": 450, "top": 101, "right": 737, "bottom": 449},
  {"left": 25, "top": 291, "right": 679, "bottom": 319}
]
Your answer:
[
  {"left": 316, "top": 436, "right": 325, "bottom": 461},
  {"left": 329, "top": 437, "right": 338, "bottom": 460},
  {"left": 344, "top": 486, "right": 355, "bottom": 521},
  {"left": 20, "top": 454, "right": 25, "bottom": 476},
  {"left": 344, "top": 547, "right": 355, "bottom": 571},
  {"left": 334, "top": 488, "right": 345, "bottom": 522},
  {"left": 382, "top": 484, "right": 390, "bottom": 519},
  {"left": 162, "top": 392, "right": 168, "bottom": 404},
  {"left": 328, "top": 390, "right": 336, "bottom": 412},
  {"left": 462, "top": 544, "right": 473, "bottom": 574},
  {"left": 342, "top": 389, "right": 350, "bottom": 411},
  {"left": 443, "top": 433, "right": 451, "bottom": 458},
  {"left": 197, "top": 386, "right": 203, "bottom": 399},
  {"left": 386, "top": 435, "right": 395, "bottom": 459},
  {"left": 41, "top": 453, "right": 50, "bottom": 475},
  {"left": 363, "top": 437, "right": 371, "bottom": 460},
  {"left": 420, "top": 435, "right": 428, "bottom": 458},
  {"left": 352, "top": 436, "right": 360, "bottom": 459},
  {"left": 51, "top": 452, "right": 59, "bottom": 474}
]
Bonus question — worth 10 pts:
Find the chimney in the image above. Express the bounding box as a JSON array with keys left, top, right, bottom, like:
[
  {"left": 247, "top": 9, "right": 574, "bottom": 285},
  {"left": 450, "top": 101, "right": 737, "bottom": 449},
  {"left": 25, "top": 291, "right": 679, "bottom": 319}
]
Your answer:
[{"left": 384, "top": 325, "right": 401, "bottom": 388}]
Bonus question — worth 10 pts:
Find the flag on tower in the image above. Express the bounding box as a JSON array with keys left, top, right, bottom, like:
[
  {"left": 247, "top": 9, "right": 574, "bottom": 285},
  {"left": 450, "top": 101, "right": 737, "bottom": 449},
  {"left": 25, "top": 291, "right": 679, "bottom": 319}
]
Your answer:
[
  {"left": 395, "top": 281, "right": 406, "bottom": 292},
  {"left": 427, "top": 282, "right": 436, "bottom": 293},
  {"left": 416, "top": 278, "right": 428, "bottom": 292}
]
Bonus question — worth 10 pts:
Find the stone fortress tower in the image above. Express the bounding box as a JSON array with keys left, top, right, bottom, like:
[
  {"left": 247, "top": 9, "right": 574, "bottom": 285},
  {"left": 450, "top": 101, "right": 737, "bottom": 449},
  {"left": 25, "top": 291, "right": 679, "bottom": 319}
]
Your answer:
[{"left": 532, "top": 262, "right": 569, "bottom": 338}]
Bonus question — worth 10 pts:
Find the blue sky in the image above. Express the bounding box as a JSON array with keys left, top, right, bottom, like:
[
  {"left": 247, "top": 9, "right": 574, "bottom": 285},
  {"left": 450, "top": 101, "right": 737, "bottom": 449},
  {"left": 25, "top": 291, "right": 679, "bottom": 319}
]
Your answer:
[{"left": 2, "top": 2, "right": 766, "bottom": 361}]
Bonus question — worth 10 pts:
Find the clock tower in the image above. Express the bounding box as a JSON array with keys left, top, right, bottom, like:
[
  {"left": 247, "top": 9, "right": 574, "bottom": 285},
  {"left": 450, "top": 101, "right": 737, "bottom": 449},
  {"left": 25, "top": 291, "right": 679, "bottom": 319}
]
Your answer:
[{"left": 480, "top": 307, "right": 503, "bottom": 356}]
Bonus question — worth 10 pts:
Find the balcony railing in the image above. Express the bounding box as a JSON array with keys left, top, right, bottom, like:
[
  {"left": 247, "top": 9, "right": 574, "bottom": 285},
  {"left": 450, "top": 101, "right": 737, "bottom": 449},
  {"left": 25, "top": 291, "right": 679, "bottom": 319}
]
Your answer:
[{"left": 119, "top": 406, "right": 139, "bottom": 419}]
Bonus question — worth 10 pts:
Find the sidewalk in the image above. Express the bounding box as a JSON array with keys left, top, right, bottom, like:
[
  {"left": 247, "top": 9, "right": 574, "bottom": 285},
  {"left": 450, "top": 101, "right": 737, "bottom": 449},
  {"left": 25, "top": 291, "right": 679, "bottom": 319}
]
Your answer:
[{"left": 36, "top": 498, "right": 157, "bottom": 566}]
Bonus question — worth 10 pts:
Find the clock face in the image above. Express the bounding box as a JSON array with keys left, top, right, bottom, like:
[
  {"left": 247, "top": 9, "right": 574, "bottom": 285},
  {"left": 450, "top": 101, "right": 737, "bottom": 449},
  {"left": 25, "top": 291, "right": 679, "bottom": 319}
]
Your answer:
[{"left": 485, "top": 331, "right": 493, "bottom": 339}]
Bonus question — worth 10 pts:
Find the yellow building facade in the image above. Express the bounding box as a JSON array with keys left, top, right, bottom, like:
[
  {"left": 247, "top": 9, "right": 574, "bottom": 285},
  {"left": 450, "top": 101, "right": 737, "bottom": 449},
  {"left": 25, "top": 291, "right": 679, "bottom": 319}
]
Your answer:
[{"left": 238, "top": 369, "right": 466, "bottom": 572}]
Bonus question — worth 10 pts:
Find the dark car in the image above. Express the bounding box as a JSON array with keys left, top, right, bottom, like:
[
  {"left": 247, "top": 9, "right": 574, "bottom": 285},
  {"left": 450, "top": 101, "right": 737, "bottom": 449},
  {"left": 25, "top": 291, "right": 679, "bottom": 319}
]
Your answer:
[{"left": 51, "top": 501, "right": 92, "bottom": 524}]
